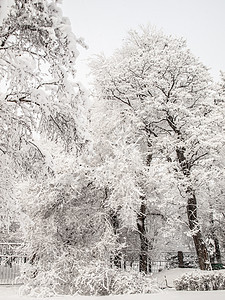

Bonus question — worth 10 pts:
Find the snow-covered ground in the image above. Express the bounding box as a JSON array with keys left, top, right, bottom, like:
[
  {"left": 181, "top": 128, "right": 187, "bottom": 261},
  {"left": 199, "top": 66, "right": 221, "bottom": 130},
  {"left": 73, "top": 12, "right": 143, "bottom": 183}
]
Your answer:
[
  {"left": 0, "top": 269, "right": 225, "bottom": 300},
  {"left": 1, "top": 286, "right": 225, "bottom": 300}
]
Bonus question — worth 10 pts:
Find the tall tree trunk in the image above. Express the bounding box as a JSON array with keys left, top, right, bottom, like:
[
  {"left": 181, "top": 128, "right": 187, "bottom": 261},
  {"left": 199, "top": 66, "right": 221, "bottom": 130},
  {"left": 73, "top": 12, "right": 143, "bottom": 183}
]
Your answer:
[
  {"left": 109, "top": 210, "right": 122, "bottom": 268},
  {"left": 176, "top": 147, "right": 210, "bottom": 270},
  {"left": 137, "top": 202, "right": 149, "bottom": 273},
  {"left": 209, "top": 207, "right": 222, "bottom": 264},
  {"left": 214, "top": 238, "right": 222, "bottom": 264},
  {"left": 136, "top": 148, "right": 153, "bottom": 274},
  {"left": 187, "top": 192, "right": 210, "bottom": 270}
]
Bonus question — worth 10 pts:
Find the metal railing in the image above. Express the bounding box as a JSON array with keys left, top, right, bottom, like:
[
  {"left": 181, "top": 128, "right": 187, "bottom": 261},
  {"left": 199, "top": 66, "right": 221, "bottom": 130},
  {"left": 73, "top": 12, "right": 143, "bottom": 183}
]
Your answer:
[
  {"left": 111, "top": 257, "right": 172, "bottom": 274},
  {"left": 0, "top": 243, "right": 224, "bottom": 285},
  {"left": 0, "top": 243, "right": 25, "bottom": 285},
  {"left": 0, "top": 255, "right": 26, "bottom": 284}
]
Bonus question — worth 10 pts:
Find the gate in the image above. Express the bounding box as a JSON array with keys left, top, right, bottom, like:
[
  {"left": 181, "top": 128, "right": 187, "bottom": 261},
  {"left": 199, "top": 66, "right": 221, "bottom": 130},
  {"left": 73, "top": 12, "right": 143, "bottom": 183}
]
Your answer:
[{"left": 0, "top": 243, "right": 26, "bottom": 285}]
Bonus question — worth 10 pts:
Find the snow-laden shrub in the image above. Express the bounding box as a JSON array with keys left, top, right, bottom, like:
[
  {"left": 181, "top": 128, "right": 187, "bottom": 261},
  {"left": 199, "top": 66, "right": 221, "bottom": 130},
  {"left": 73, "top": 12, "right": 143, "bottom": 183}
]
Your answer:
[
  {"left": 174, "top": 270, "right": 225, "bottom": 291},
  {"left": 20, "top": 260, "right": 71, "bottom": 298},
  {"left": 19, "top": 253, "right": 159, "bottom": 297},
  {"left": 20, "top": 263, "right": 160, "bottom": 297},
  {"left": 73, "top": 264, "right": 160, "bottom": 296}
]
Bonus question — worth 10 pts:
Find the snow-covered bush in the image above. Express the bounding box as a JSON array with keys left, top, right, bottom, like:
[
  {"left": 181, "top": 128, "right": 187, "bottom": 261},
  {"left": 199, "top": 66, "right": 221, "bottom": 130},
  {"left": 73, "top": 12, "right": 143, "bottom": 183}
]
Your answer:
[
  {"left": 73, "top": 264, "right": 159, "bottom": 296},
  {"left": 174, "top": 270, "right": 225, "bottom": 291},
  {"left": 20, "top": 259, "right": 159, "bottom": 297}
]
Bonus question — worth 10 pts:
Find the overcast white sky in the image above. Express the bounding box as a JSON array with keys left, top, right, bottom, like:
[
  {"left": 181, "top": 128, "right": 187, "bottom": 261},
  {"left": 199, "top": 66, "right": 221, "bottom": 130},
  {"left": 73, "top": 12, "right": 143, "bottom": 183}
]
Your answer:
[{"left": 61, "top": 0, "right": 225, "bottom": 84}]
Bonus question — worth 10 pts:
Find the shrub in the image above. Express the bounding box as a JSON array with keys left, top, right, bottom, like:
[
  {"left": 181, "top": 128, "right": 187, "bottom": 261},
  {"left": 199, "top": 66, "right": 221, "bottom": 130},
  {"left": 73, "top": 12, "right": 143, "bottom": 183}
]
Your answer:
[
  {"left": 174, "top": 270, "right": 225, "bottom": 291},
  {"left": 73, "top": 264, "right": 160, "bottom": 296},
  {"left": 20, "top": 258, "right": 159, "bottom": 297}
]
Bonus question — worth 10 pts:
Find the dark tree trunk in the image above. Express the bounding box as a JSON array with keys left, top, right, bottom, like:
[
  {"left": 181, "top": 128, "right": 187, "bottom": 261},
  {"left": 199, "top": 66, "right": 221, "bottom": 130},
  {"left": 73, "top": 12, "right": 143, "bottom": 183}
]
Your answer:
[
  {"left": 136, "top": 145, "right": 153, "bottom": 274},
  {"left": 178, "top": 251, "right": 184, "bottom": 268},
  {"left": 187, "top": 191, "right": 210, "bottom": 270},
  {"left": 176, "top": 147, "right": 210, "bottom": 270},
  {"left": 209, "top": 236, "right": 222, "bottom": 264},
  {"left": 137, "top": 202, "right": 149, "bottom": 273},
  {"left": 209, "top": 208, "right": 222, "bottom": 263},
  {"left": 109, "top": 211, "right": 122, "bottom": 268},
  {"left": 214, "top": 237, "right": 222, "bottom": 264}
]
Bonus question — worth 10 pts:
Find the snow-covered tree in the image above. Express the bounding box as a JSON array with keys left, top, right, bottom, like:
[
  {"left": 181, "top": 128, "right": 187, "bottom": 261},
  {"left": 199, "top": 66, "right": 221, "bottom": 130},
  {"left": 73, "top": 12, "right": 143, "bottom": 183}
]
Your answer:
[
  {"left": 15, "top": 139, "right": 122, "bottom": 296},
  {"left": 87, "top": 93, "right": 156, "bottom": 273},
  {"left": 0, "top": 0, "right": 88, "bottom": 157},
  {"left": 203, "top": 72, "right": 225, "bottom": 257},
  {"left": 1, "top": 1, "right": 152, "bottom": 296},
  {"left": 90, "top": 27, "right": 223, "bottom": 270},
  {"left": 0, "top": 0, "right": 88, "bottom": 237},
  {"left": 0, "top": 154, "right": 19, "bottom": 240},
  {"left": 0, "top": 0, "right": 102, "bottom": 294}
]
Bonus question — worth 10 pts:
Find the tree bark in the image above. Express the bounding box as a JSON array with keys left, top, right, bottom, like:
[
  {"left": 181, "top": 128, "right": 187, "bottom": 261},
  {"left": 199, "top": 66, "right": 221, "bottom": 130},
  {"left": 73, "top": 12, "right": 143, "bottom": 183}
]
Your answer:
[
  {"left": 176, "top": 147, "right": 210, "bottom": 270},
  {"left": 209, "top": 208, "right": 222, "bottom": 264},
  {"left": 135, "top": 147, "right": 153, "bottom": 274},
  {"left": 137, "top": 202, "right": 149, "bottom": 273},
  {"left": 109, "top": 211, "right": 122, "bottom": 268},
  {"left": 187, "top": 193, "right": 210, "bottom": 270},
  {"left": 214, "top": 237, "right": 222, "bottom": 264},
  {"left": 178, "top": 251, "right": 184, "bottom": 268}
]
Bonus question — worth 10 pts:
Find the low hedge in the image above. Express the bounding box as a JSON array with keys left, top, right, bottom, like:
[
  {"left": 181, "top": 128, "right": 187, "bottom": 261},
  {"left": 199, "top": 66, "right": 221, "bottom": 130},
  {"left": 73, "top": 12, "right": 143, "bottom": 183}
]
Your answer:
[{"left": 174, "top": 270, "right": 225, "bottom": 291}]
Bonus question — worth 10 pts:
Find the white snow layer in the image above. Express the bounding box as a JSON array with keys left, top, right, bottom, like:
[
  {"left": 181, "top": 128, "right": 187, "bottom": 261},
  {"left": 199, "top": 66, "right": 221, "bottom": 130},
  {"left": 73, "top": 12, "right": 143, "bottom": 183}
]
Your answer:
[{"left": 0, "top": 286, "right": 225, "bottom": 300}]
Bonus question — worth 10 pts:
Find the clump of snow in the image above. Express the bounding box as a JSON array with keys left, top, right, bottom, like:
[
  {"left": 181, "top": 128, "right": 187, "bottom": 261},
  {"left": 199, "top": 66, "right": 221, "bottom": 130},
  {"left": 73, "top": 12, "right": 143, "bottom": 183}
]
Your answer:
[{"left": 0, "top": 0, "right": 14, "bottom": 26}]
